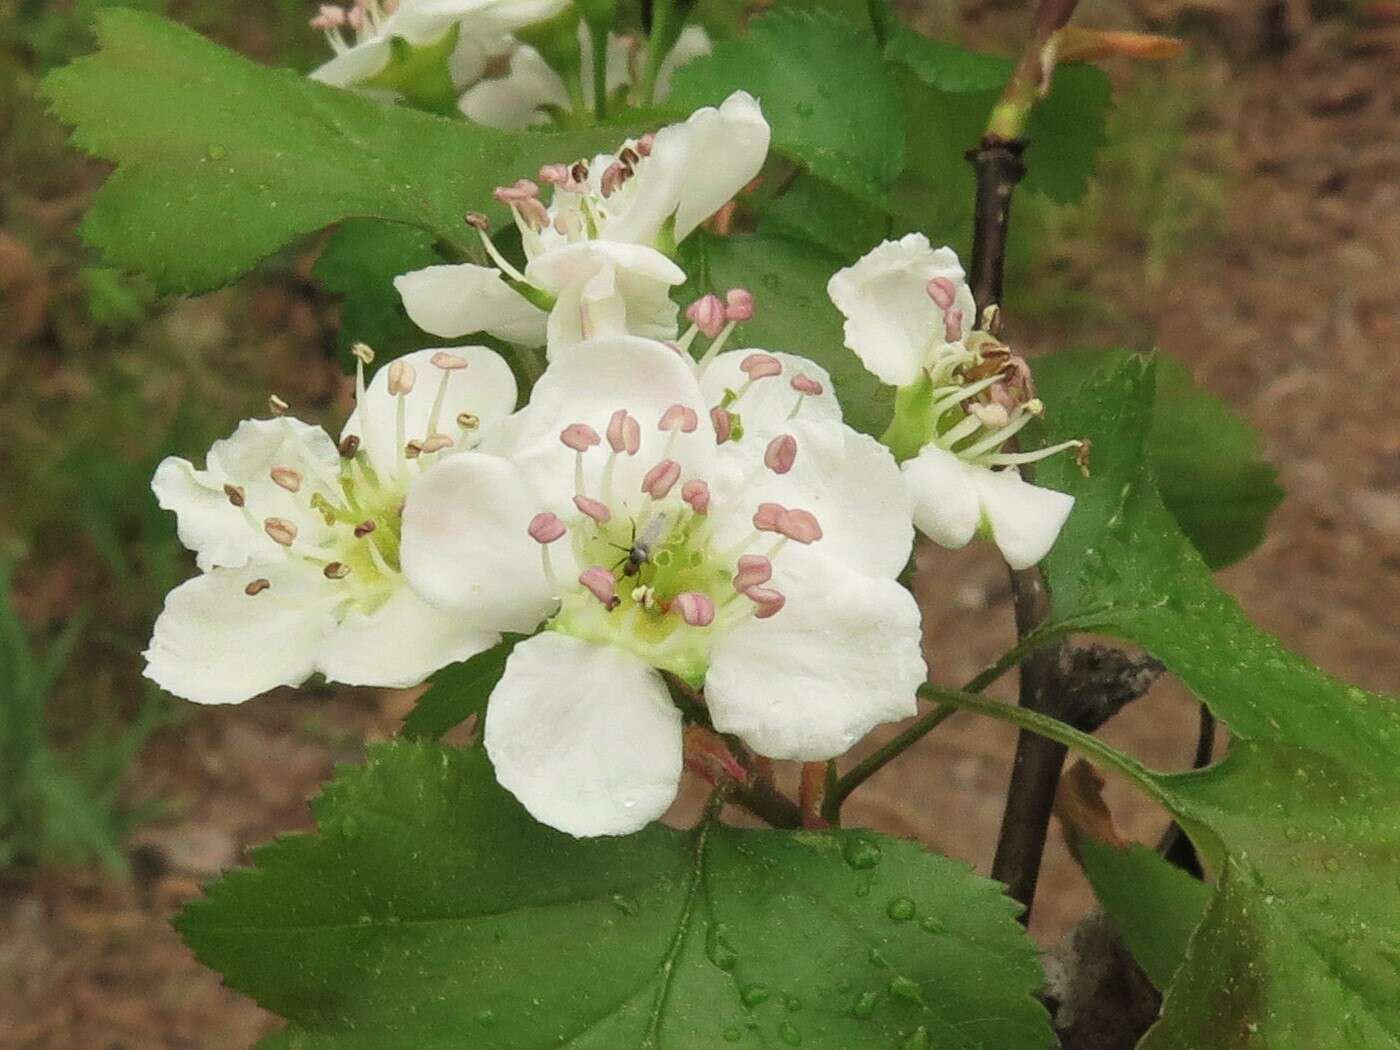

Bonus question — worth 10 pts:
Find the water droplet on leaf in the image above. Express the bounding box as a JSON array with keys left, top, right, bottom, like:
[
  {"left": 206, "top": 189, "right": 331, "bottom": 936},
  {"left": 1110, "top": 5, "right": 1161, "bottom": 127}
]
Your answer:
[
  {"left": 887, "top": 897, "right": 916, "bottom": 921},
  {"left": 843, "top": 837, "right": 882, "bottom": 870}
]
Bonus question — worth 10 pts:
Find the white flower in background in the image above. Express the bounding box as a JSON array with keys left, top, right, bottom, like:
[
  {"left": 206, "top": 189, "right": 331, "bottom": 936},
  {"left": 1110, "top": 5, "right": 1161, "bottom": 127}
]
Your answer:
[
  {"left": 460, "top": 25, "right": 712, "bottom": 129},
  {"left": 309, "top": 0, "right": 566, "bottom": 95},
  {"left": 394, "top": 91, "right": 770, "bottom": 352},
  {"left": 144, "top": 345, "right": 518, "bottom": 704},
  {"left": 398, "top": 336, "right": 923, "bottom": 836},
  {"left": 828, "top": 237, "right": 1081, "bottom": 570}
]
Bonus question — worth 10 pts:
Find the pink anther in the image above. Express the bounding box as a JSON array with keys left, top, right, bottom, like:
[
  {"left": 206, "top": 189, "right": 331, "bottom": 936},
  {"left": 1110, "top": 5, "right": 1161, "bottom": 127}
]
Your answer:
[
  {"left": 579, "top": 566, "right": 620, "bottom": 608},
  {"left": 710, "top": 406, "right": 733, "bottom": 445},
  {"left": 560, "top": 423, "right": 601, "bottom": 452},
  {"left": 492, "top": 179, "right": 539, "bottom": 204},
  {"left": 528, "top": 512, "right": 566, "bottom": 544},
  {"left": 641, "top": 459, "right": 682, "bottom": 499},
  {"left": 943, "top": 307, "right": 964, "bottom": 343},
  {"left": 778, "top": 508, "right": 823, "bottom": 544},
  {"left": 681, "top": 479, "right": 711, "bottom": 515},
  {"left": 607, "top": 409, "right": 641, "bottom": 455},
  {"left": 573, "top": 495, "right": 612, "bottom": 524},
  {"left": 672, "top": 591, "right": 716, "bottom": 627},
  {"left": 753, "top": 502, "right": 788, "bottom": 533},
  {"left": 659, "top": 404, "right": 699, "bottom": 433},
  {"left": 732, "top": 554, "right": 772, "bottom": 592},
  {"left": 739, "top": 353, "right": 782, "bottom": 380},
  {"left": 790, "top": 373, "right": 824, "bottom": 396},
  {"left": 686, "top": 294, "right": 726, "bottom": 339},
  {"left": 724, "top": 288, "right": 755, "bottom": 322},
  {"left": 764, "top": 434, "right": 797, "bottom": 475},
  {"left": 926, "top": 276, "right": 958, "bottom": 311},
  {"left": 746, "top": 585, "right": 786, "bottom": 619}
]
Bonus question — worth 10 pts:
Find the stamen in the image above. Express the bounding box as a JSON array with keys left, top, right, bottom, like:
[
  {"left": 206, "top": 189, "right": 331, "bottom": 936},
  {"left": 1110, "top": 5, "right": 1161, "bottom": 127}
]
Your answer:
[
  {"left": 607, "top": 409, "right": 641, "bottom": 455},
  {"left": 745, "top": 585, "right": 786, "bottom": 619},
  {"left": 710, "top": 406, "right": 733, "bottom": 444},
  {"left": 981, "top": 438, "right": 1084, "bottom": 467},
  {"left": 636, "top": 132, "right": 656, "bottom": 157},
  {"left": 268, "top": 394, "right": 289, "bottom": 416},
  {"left": 270, "top": 466, "right": 302, "bottom": 493},
  {"left": 244, "top": 578, "right": 271, "bottom": 596},
  {"left": 658, "top": 404, "right": 699, "bottom": 433},
  {"left": 354, "top": 520, "right": 377, "bottom": 539},
  {"left": 323, "top": 561, "right": 351, "bottom": 580},
  {"left": 351, "top": 342, "right": 375, "bottom": 365},
  {"left": 492, "top": 179, "right": 539, "bottom": 204},
  {"left": 764, "top": 434, "right": 797, "bottom": 475},
  {"left": 926, "top": 276, "right": 957, "bottom": 310},
  {"left": 790, "top": 374, "right": 823, "bottom": 397},
  {"left": 419, "top": 434, "right": 454, "bottom": 454},
  {"left": 776, "top": 508, "right": 822, "bottom": 544},
  {"left": 223, "top": 483, "right": 246, "bottom": 507},
  {"left": 686, "top": 295, "right": 726, "bottom": 339},
  {"left": 338, "top": 434, "right": 361, "bottom": 459},
  {"left": 739, "top": 353, "right": 782, "bottom": 380},
  {"left": 732, "top": 554, "right": 772, "bottom": 591},
  {"left": 969, "top": 403, "right": 1010, "bottom": 429},
  {"left": 431, "top": 351, "right": 468, "bottom": 371},
  {"left": 724, "top": 288, "right": 755, "bottom": 322},
  {"left": 753, "top": 502, "right": 787, "bottom": 533},
  {"left": 943, "top": 307, "right": 964, "bottom": 343},
  {"left": 579, "top": 567, "right": 621, "bottom": 610},
  {"left": 573, "top": 495, "right": 612, "bottom": 524},
  {"left": 457, "top": 412, "right": 480, "bottom": 431},
  {"left": 560, "top": 423, "right": 602, "bottom": 452},
  {"left": 672, "top": 592, "right": 716, "bottom": 627},
  {"left": 387, "top": 360, "right": 417, "bottom": 395},
  {"left": 681, "top": 479, "right": 710, "bottom": 515},
  {"left": 528, "top": 512, "right": 566, "bottom": 545},
  {"left": 264, "top": 518, "right": 298, "bottom": 547},
  {"left": 405, "top": 439, "right": 423, "bottom": 460},
  {"left": 641, "top": 459, "right": 681, "bottom": 499}
]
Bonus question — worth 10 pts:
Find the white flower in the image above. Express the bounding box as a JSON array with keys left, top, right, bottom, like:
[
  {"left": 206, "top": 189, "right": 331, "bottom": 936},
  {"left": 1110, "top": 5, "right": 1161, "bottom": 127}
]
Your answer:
[
  {"left": 828, "top": 237, "right": 1080, "bottom": 569},
  {"left": 460, "top": 26, "right": 712, "bottom": 129},
  {"left": 394, "top": 91, "right": 770, "bottom": 352},
  {"left": 144, "top": 346, "right": 518, "bottom": 704},
  {"left": 309, "top": 0, "right": 566, "bottom": 94},
  {"left": 399, "top": 336, "right": 924, "bottom": 836},
  {"left": 826, "top": 232, "right": 977, "bottom": 388}
]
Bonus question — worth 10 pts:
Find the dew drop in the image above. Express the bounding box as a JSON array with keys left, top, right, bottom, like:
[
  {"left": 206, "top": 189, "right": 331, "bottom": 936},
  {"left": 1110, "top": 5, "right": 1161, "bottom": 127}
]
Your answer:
[
  {"left": 610, "top": 894, "right": 640, "bottom": 916},
  {"left": 851, "top": 991, "right": 878, "bottom": 1019},
  {"left": 843, "top": 836, "right": 883, "bottom": 870},
  {"left": 722, "top": 1025, "right": 743, "bottom": 1042},
  {"left": 741, "top": 984, "right": 771, "bottom": 1007},
  {"left": 207, "top": 144, "right": 227, "bottom": 160},
  {"left": 854, "top": 876, "right": 873, "bottom": 899},
  {"left": 778, "top": 1020, "right": 803, "bottom": 1045},
  {"left": 1323, "top": 857, "right": 1341, "bottom": 874},
  {"left": 781, "top": 994, "right": 802, "bottom": 1012},
  {"left": 887, "top": 897, "right": 916, "bottom": 921},
  {"left": 918, "top": 916, "right": 943, "bottom": 934},
  {"left": 888, "top": 976, "right": 923, "bottom": 1004},
  {"left": 707, "top": 924, "right": 740, "bottom": 971}
]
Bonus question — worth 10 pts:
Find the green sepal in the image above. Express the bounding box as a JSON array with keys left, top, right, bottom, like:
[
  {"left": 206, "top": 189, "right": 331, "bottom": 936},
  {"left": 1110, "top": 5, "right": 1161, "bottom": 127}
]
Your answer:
[
  {"left": 505, "top": 275, "right": 557, "bottom": 312},
  {"left": 879, "top": 372, "right": 935, "bottom": 463},
  {"left": 362, "top": 25, "right": 461, "bottom": 117}
]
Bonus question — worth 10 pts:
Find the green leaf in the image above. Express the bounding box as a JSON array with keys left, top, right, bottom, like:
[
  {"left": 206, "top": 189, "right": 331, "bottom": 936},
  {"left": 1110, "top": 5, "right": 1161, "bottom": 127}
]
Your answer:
[
  {"left": 40, "top": 11, "right": 636, "bottom": 294},
  {"left": 180, "top": 742, "right": 1053, "bottom": 1049},
  {"left": 668, "top": 9, "right": 906, "bottom": 205},
  {"left": 1037, "top": 354, "right": 1400, "bottom": 781},
  {"left": 399, "top": 636, "right": 521, "bottom": 741},
  {"left": 1033, "top": 349, "right": 1282, "bottom": 569},
  {"left": 757, "top": 175, "right": 888, "bottom": 260},
  {"left": 678, "top": 232, "right": 893, "bottom": 438},
  {"left": 1077, "top": 839, "right": 1210, "bottom": 989},
  {"left": 313, "top": 220, "right": 445, "bottom": 363},
  {"left": 885, "top": 27, "right": 1111, "bottom": 208}
]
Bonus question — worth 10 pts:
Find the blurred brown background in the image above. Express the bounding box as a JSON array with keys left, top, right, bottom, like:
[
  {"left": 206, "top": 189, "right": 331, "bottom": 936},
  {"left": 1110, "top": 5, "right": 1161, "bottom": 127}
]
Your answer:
[{"left": 2, "top": 0, "right": 1398, "bottom": 1044}]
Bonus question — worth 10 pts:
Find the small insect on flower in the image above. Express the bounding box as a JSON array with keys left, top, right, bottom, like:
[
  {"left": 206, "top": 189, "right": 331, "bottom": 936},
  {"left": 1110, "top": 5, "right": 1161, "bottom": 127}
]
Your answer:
[{"left": 615, "top": 512, "right": 670, "bottom": 577}]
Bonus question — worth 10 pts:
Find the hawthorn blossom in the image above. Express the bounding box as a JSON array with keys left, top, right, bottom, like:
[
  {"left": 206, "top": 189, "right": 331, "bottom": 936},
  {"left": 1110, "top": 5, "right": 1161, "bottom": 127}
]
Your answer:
[
  {"left": 309, "top": 0, "right": 566, "bottom": 96},
  {"left": 828, "top": 237, "right": 1080, "bottom": 570},
  {"left": 394, "top": 92, "right": 770, "bottom": 352},
  {"left": 399, "top": 336, "right": 923, "bottom": 836},
  {"left": 460, "top": 26, "right": 712, "bottom": 129},
  {"left": 144, "top": 346, "right": 517, "bottom": 704}
]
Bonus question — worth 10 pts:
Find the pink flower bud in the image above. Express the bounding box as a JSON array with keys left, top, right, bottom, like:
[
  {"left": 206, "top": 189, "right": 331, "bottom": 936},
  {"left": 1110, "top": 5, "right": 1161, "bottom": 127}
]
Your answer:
[
  {"left": 658, "top": 404, "right": 699, "bottom": 433},
  {"left": 778, "top": 508, "right": 823, "bottom": 544},
  {"left": 681, "top": 479, "right": 711, "bottom": 515},
  {"left": 672, "top": 591, "right": 716, "bottom": 627},
  {"left": 732, "top": 554, "right": 772, "bottom": 591},
  {"left": 790, "top": 373, "right": 824, "bottom": 397},
  {"left": 926, "top": 276, "right": 958, "bottom": 310},
  {"left": 573, "top": 495, "right": 612, "bottom": 524},
  {"left": 724, "top": 288, "right": 755, "bottom": 322},
  {"left": 764, "top": 434, "right": 797, "bottom": 475},
  {"left": 528, "top": 512, "right": 566, "bottom": 544},
  {"left": 753, "top": 502, "right": 787, "bottom": 533},
  {"left": 686, "top": 294, "right": 726, "bottom": 339},
  {"left": 579, "top": 567, "right": 619, "bottom": 608},
  {"left": 739, "top": 353, "right": 782, "bottom": 380},
  {"left": 560, "top": 423, "right": 601, "bottom": 452},
  {"left": 641, "top": 459, "right": 681, "bottom": 499}
]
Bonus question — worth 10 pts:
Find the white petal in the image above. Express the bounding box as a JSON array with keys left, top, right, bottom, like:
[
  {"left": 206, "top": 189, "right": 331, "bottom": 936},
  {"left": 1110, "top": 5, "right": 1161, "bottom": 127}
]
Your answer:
[
  {"left": 394, "top": 264, "right": 546, "bottom": 347},
  {"left": 317, "top": 584, "right": 499, "bottom": 688},
  {"left": 714, "top": 419, "right": 913, "bottom": 579},
  {"left": 527, "top": 243, "right": 683, "bottom": 353},
  {"left": 526, "top": 240, "right": 686, "bottom": 294},
  {"left": 310, "top": 38, "right": 393, "bottom": 88},
  {"left": 143, "top": 561, "right": 337, "bottom": 704},
  {"left": 154, "top": 417, "right": 341, "bottom": 571},
  {"left": 706, "top": 551, "right": 924, "bottom": 760},
  {"left": 602, "top": 91, "right": 770, "bottom": 245},
  {"left": 484, "top": 633, "right": 682, "bottom": 836},
  {"left": 484, "top": 336, "right": 715, "bottom": 517},
  {"left": 975, "top": 467, "right": 1076, "bottom": 570},
  {"left": 343, "top": 345, "right": 518, "bottom": 476},
  {"left": 901, "top": 443, "right": 982, "bottom": 551},
  {"left": 653, "top": 26, "right": 711, "bottom": 100},
  {"left": 826, "top": 234, "right": 974, "bottom": 387},
  {"left": 698, "top": 349, "right": 842, "bottom": 436},
  {"left": 400, "top": 452, "right": 558, "bottom": 630},
  {"left": 458, "top": 44, "right": 569, "bottom": 128}
]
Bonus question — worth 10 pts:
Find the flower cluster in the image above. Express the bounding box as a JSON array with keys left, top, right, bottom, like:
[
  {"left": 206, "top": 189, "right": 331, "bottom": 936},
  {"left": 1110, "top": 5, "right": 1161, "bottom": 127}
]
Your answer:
[{"left": 146, "top": 95, "right": 1078, "bottom": 838}]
